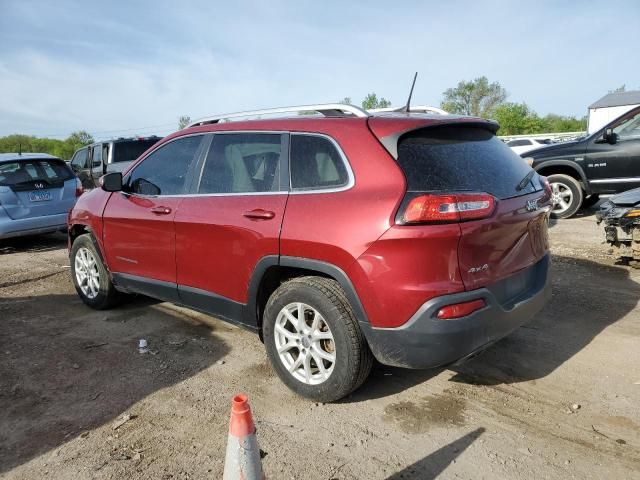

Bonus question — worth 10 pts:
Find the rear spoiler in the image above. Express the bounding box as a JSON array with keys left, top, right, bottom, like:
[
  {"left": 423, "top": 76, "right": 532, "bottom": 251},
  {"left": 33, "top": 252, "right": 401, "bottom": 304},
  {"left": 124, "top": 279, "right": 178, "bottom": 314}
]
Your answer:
[{"left": 367, "top": 116, "right": 499, "bottom": 159}]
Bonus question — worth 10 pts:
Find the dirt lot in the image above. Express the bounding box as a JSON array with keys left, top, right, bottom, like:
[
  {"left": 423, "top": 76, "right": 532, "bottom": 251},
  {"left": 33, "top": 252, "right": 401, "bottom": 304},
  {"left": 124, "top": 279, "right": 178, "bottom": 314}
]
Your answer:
[{"left": 1, "top": 207, "right": 639, "bottom": 479}]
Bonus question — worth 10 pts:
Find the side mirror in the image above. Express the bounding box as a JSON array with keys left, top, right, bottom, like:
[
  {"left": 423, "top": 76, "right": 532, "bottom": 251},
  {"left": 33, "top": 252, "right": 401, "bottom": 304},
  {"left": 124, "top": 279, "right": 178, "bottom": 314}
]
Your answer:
[
  {"left": 92, "top": 160, "right": 101, "bottom": 168},
  {"left": 101, "top": 172, "right": 123, "bottom": 192},
  {"left": 604, "top": 128, "right": 619, "bottom": 145}
]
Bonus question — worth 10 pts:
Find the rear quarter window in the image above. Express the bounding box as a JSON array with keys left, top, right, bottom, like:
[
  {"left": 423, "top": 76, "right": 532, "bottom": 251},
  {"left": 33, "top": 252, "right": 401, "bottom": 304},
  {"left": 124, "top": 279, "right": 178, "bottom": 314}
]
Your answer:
[
  {"left": 397, "top": 126, "right": 542, "bottom": 199},
  {"left": 290, "top": 134, "right": 349, "bottom": 190}
]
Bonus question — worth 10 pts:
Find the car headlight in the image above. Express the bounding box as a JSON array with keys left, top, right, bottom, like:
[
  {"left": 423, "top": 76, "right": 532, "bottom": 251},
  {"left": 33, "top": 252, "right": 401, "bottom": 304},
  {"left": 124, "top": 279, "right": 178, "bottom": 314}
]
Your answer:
[{"left": 523, "top": 157, "right": 534, "bottom": 167}]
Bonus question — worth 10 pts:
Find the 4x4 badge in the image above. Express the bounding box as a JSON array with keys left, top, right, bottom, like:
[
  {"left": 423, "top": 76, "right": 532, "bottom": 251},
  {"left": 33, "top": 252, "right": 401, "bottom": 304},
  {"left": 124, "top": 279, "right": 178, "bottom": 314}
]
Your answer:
[{"left": 526, "top": 199, "right": 539, "bottom": 212}]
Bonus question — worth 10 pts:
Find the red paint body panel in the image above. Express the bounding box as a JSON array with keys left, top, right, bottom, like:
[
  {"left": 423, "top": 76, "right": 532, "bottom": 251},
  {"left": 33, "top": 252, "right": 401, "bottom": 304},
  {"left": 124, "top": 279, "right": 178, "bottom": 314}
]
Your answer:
[
  {"left": 279, "top": 120, "right": 406, "bottom": 272},
  {"left": 367, "top": 114, "right": 496, "bottom": 142},
  {"left": 457, "top": 192, "right": 550, "bottom": 290},
  {"left": 175, "top": 194, "right": 287, "bottom": 303},
  {"left": 347, "top": 224, "right": 465, "bottom": 328},
  {"left": 102, "top": 193, "right": 183, "bottom": 283},
  {"left": 67, "top": 187, "right": 111, "bottom": 257}
]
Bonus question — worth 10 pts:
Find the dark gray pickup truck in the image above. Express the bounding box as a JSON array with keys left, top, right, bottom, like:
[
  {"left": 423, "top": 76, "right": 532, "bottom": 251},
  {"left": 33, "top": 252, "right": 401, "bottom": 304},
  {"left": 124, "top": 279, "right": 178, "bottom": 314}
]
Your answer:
[
  {"left": 69, "top": 136, "right": 161, "bottom": 189},
  {"left": 524, "top": 106, "right": 640, "bottom": 218}
]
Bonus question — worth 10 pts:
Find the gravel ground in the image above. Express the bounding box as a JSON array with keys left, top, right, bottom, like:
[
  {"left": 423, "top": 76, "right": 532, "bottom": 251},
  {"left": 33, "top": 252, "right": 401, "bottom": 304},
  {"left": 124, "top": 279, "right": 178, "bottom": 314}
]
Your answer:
[{"left": 1, "top": 206, "right": 639, "bottom": 479}]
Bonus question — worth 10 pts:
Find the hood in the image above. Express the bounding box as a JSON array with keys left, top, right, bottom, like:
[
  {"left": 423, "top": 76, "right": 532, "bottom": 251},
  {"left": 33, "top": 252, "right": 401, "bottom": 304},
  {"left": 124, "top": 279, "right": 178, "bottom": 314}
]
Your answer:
[
  {"left": 609, "top": 187, "right": 640, "bottom": 207},
  {"left": 523, "top": 139, "right": 584, "bottom": 158}
]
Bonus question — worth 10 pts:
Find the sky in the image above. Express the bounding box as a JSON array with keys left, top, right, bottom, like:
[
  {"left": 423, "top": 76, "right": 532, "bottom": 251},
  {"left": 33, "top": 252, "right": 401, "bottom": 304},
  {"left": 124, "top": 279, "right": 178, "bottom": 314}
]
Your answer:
[{"left": 1, "top": 0, "right": 639, "bottom": 139}]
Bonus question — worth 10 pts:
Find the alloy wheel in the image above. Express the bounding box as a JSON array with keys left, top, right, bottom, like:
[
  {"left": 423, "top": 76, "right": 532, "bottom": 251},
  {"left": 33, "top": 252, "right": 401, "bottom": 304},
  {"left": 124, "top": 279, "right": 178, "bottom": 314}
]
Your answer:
[
  {"left": 74, "top": 247, "right": 100, "bottom": 299},
  {"left": 550, "top": 181, "right": 574, "bottom": 215},
  {"left": 274, "top": 302, "right": 336, "bottom": 385}
]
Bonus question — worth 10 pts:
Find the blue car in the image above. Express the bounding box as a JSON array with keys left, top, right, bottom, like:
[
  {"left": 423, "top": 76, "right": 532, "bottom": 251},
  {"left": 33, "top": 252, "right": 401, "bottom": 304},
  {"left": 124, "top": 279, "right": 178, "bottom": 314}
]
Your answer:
[{"left": 0, "top": 153, "right": 81, "bottom": 239}]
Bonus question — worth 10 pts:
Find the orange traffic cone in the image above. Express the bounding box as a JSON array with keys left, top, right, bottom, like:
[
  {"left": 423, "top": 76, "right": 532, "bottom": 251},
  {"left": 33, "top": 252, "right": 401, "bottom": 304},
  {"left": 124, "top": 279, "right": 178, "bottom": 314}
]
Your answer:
[{"left": 223, "top": 394, "right": 266, "bottom": 480}]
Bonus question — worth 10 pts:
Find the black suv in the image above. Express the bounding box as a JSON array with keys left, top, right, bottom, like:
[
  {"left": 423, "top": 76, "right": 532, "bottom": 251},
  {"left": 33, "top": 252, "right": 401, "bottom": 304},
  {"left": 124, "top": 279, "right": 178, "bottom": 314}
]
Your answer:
[
  {"left": 524, "top": 106, "right": 640, "bottom": 218},
  {"left": 70, "top": 136, "right": 160, "bottom": 190}
]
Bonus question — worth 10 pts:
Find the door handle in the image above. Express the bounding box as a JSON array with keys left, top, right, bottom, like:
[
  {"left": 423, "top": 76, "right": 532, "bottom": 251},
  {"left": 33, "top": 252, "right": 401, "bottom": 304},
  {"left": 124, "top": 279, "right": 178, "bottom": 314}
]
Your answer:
[
  {"left": 243, "top": 209, "right": 275, "bottom": 220},
  {"left": 150, "top": 206, "right": 172, "bottom": 215}
]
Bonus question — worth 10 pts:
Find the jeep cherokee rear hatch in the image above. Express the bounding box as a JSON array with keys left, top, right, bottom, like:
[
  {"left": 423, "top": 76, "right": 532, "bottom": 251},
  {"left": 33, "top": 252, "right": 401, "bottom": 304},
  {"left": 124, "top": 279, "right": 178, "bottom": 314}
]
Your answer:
[
  {"left": 0, "top": 158, "right": 77, "bottom": 220},
  {"left": 380, "top": 121, "right": 550, "bottom": 291}
]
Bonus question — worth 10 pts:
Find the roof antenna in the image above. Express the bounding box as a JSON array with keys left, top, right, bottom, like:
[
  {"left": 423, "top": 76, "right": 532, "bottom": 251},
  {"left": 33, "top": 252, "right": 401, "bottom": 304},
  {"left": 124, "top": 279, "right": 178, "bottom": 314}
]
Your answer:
[
  {"left": 401, "top": 72, "right": 418, "bottom": 113},
  {"left": 18, "top": 142, "right": 22, "bottom": 155}
]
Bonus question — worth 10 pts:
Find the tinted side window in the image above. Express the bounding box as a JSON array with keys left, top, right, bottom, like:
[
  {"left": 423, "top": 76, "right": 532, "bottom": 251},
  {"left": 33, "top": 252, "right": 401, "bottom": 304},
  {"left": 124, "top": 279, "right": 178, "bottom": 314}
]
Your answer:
[
  {"left": 290, "top": 135, "right": 349, "bottom": 190},
  {"left": 198, "top": 133, "right": 282, "bottom": 194},
  {"left": 71, "top": 148, "right": 88, "bottom": 168},
  {"left": 126, "top": 135, "right": 202, "bottom": 196},
  {"left": 508, "top": 140, "right": 529, "bottom": 147},
  {"left": 91, "top": 145, "right": 102, "bottom": 167},
  {"left": 113, "top": 139, "right": 160, "bottom": 163},
  {"left": 613, "top": 111, "right": 640, "bottom": 140}
]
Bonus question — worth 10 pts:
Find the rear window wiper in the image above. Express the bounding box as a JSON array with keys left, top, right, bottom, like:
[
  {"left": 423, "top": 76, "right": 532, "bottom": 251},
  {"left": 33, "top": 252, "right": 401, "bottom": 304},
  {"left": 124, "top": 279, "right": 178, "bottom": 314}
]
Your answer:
[{"left": 516, "top": 170, "right": 536, "bottom": 191}]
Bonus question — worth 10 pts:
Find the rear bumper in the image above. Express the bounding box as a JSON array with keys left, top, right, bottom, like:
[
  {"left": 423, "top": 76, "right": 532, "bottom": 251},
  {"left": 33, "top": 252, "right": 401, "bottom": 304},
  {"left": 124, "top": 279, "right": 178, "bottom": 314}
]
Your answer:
[
  {"left": 360, "top": 254, "right": 551, "bottom": 369},
  {"left": 0, "top": 210, "right": 68, "bottom": 240}
]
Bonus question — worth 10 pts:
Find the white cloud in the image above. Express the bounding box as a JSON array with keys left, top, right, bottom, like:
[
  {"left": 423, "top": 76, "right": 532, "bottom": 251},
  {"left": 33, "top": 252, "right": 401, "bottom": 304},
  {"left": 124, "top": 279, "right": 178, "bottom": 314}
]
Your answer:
[{"left": 1, "top": 0, "right": 639, "bottom": 137}]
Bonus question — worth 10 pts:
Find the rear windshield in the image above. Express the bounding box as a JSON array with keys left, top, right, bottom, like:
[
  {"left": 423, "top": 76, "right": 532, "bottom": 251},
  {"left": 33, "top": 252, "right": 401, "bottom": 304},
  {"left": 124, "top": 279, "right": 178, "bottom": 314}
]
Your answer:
[
  {"left": 0, "top": 159, "right": 73, "bottom": 186},
  {"left": 112, "top": 139, "right": 159, "bottom": 163},
  {"left": 397, "top": 126, "right": 542, "bottom": 199}
]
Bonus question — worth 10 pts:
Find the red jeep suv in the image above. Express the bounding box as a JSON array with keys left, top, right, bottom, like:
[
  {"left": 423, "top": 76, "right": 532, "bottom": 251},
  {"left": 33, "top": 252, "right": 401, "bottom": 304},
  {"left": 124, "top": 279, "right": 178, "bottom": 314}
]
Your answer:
[{"left": 68, "top": 104, "right": 552, "bottom": 402}]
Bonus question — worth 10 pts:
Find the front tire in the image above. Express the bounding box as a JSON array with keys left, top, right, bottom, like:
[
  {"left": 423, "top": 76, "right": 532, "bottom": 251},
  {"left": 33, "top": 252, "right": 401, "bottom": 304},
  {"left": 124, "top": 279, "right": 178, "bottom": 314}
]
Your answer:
[
  {"left": 71, "top": 234, "right": 122, "bottom": 310},
  {"left": 263, "top": 276, "right": 373, "bottom": 402},
  {"left": 547, "top": 174, "right": 583, "bottom": 219}
]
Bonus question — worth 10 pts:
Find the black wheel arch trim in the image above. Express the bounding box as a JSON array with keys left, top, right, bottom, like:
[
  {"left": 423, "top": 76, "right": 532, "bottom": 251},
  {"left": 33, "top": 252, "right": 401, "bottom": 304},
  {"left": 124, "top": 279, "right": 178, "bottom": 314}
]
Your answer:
[
  {"left": 534, "top": 160, "right": 591, "bottom": 195},
  {"left": 246, "top": 255, "right": 371, "bottom": 328},
  {"left": 70, "top": 225, "right": 109, "bottom": 269}
]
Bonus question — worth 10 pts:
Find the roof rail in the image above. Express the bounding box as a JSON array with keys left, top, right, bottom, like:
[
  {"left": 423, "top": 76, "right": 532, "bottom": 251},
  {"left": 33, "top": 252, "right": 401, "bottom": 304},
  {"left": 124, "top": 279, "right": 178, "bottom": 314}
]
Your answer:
[
  {"left": 369, "top": 105, "right": 448, "bottom": 115},
  {"left": 188, "top": 103, "right": 369, "bottom": 127}
]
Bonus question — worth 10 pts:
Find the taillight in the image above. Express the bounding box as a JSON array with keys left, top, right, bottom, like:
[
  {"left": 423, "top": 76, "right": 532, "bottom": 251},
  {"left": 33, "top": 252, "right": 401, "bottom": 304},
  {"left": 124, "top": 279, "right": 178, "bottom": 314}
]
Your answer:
[
  {"left": 399, "top": 193, "right": 496, "bottom": 224},
  {"left": 75, "top": 178, "right": 84, "bottom": 197},
  {"left": 436, "top": 299, "right": 486, "bottom": 319}
]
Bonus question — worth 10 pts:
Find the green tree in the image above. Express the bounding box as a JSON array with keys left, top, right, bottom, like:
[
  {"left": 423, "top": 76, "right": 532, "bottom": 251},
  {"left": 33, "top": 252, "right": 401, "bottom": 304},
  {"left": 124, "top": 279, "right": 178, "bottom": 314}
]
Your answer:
[
  {"left": 178, "top": 115, "right": 191, "bottom": 129},
  {"left": 540, "top": 113, "right": 587, "bottom": 132},
  {"left": 63, "top": 131, "right": 95, "bottom": 159},
  {"left": 361, "top": 93, "right": 391, "bottom": 110},
  {"left": 493, "top": 102, "right": 544, "bottom": 136},
  {"left": 338, "top": 97, "right": 352, "bottom": 105},
  {"left": 0, "top": 131, "right": 95, "bottom": 160},
  {"left": 67, "top": 130, "right": 94, "bottom": 146},
  {"left": 441, "top": 76, "right": 507, "bottom": 117}
]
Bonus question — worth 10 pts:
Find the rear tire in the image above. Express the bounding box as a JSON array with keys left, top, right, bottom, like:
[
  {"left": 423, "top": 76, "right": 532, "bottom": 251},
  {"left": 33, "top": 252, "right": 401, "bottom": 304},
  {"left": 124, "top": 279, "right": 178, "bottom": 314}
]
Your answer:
[
  {"left": 547, "top": 174, "right": 583, "bottom": 219},
  {"left": 71, "top": 234, "right": 122, "bottom": 310},
  {"left": 263, "top": 276, "right": 373, "bottom": 402}
]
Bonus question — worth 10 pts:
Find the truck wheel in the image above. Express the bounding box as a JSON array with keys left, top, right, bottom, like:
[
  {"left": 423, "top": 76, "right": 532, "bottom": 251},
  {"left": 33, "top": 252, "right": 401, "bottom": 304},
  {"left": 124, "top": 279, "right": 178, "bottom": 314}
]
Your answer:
[
  {"left": 71, "top": 234, "right": 122, "bottom": 310},
  {"left": 263, "top": 276, "right": 373, "bottom": 402},
  {"left": 547, "top": 174, "right": 583, "bottom": 219}
]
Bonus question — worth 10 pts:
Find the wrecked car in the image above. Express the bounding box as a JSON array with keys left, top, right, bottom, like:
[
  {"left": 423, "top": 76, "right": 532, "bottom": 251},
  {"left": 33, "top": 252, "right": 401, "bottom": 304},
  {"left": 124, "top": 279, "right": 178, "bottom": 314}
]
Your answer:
[{"left": 596, "top": 187, "right": 640, "bottom": 266}]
